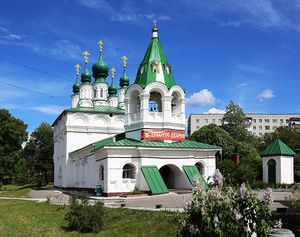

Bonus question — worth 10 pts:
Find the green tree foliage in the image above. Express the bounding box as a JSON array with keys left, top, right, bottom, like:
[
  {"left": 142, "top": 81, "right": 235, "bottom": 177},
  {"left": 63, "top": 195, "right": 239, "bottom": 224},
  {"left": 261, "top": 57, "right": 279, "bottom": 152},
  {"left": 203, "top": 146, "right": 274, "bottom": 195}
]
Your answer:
[
  {"left": 262, "top": 126, "right": 300, "bottom": 151},
  {"left": 294, "top": 154, "right": 300, "bottom": 182},
  {"left": 0, "top": 109, "right": 28, "bottom": 183},
  {"left": 23, "top": 122, "right": 53, "bottom": 184},
  {"left": 13, "top": 159, "right": 30, "bottom": 185},
  {"left": 222, "top": 101, "right": 249, "bottom": 141},
  {"left": 65, "top": 192, "right": 105, "bottom": 233},
  {"left": 188, "top": 124, "right": 235, "bottom": 159}
]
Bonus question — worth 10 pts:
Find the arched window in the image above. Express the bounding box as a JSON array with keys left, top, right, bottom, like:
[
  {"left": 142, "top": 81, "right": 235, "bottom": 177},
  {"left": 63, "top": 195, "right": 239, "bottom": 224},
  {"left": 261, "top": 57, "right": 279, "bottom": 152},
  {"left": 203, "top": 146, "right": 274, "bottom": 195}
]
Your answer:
[
  {"left": 94, "top": 89, "right": 97, "bottom": 98},
  {"left": 196, "top": 162, "right": 204, "bottom": 175},
  {"left": 129, "top": 90, "right": 140, "bottom": 114},
  {"left": 100, "top": 88, "right": 103, "bottom": 98},
  {"left": 99, "top": 165, "right": 104, "bottom": 181},
  {"left": 122, "top": 164, "right": 135, "bottom": 179},
  {"left": 171, "top": 91, "right": 181, "bottom": 114},
  {"left": 149, "top": 91, "right": 162, "bottom": 112}
]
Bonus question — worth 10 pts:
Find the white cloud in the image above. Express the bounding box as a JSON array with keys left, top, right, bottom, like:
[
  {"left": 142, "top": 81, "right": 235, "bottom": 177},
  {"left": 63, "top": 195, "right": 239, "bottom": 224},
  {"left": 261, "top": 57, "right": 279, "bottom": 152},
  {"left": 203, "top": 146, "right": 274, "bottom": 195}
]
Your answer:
[
  {"left": 237, "top": 82, "right": 248, "bottom": 87},
  {"left": 257, "top": 89, "right": 275, "bottom": 101},
  {"left": 31, "top": 105, "right": 65, "bottom": 115},
  {"left": 111, "top": 13, "right": 172, "bottom": 22},
  {"left": 50, "top": 39, "right": 83, "bottom": 60},
  {"left": 77, "top": 0, "right": 113, "bottom": 12},
  {"left": 0, "top": 26, "right": 23, "bottom": 40},
  {"left": 77, "top": 0, "right": 172, "bottom": 23},
  {"left": 186, "top": 89, "right": 216, "bottom": 105},
  {"left": 204, "top": 107, "right": 225, "bottom": 114},
  {"left": 184, "top": 0, "right": 300, "bottom": 32}
]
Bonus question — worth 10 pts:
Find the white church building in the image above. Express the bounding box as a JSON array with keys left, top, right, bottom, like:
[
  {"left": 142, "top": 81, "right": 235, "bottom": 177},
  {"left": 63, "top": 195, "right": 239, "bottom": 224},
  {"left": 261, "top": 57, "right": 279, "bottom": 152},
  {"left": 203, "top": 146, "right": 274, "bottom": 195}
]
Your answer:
[{"left": 52, "top": 24, "right": 221, "bottom": 196}]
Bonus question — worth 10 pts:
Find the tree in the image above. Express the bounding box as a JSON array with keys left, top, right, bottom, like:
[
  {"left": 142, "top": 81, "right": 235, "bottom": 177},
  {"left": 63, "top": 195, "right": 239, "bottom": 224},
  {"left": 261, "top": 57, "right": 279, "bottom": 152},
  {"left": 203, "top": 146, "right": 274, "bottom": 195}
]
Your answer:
[
  {"left": 222, "top": 101, "right": 249, "bottom": 141},
  {"left": 0, "top": 109, "right": 27, "bottom": 183},
  {"left": 262, "top": 126, "right": 300, "bottom": 151},
  {"left": 23, "top": 122, "right": 54, "bottom": 184},
  {"left": 188, "top": 124, "right": 236, "bottom": 159}
]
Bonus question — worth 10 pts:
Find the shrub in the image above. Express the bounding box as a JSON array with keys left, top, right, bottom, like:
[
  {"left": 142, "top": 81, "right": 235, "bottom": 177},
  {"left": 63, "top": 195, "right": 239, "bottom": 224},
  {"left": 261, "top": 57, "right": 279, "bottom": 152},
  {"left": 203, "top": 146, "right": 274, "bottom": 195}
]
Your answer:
[
  {"left": 65, "top": 192, "right": 105, "bottom": 233},
  {"left": 181, "top": 173, "right": 275, "bottom": 236}
]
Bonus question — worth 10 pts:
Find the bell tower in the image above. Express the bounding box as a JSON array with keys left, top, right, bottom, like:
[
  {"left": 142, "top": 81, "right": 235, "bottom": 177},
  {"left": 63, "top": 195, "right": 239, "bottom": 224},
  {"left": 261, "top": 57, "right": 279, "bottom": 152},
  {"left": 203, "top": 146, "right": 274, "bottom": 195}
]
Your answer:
[{"left": 124, "top": 22, "right": 186, "bottom": 142}]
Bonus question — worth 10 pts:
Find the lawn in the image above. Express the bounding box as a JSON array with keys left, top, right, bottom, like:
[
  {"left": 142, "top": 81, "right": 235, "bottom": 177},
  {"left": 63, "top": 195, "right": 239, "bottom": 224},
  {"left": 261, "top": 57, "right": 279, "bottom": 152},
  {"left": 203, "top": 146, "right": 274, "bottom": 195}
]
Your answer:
[
  {"left": 0, "top": 199, "right": 183, "bottom": 236},
  {"left": 0, "top": 183, "right": 52, "bottom": 197}
]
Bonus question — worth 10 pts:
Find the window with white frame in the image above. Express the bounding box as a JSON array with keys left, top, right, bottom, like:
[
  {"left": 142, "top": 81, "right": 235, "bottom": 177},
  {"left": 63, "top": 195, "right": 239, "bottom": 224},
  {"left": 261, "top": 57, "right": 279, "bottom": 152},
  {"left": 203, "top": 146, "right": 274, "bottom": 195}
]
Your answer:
[{"left": 122, "top": 164, "right": 136, "bottom": 179}]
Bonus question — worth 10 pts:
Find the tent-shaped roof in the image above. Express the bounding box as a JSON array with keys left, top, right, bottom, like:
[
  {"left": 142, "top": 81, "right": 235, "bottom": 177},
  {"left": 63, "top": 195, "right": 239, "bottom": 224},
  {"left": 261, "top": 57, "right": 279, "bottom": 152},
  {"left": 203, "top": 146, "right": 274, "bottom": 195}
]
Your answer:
[
  {"left": 261, "top": 139, "right": 295, "bottom": 157},
  {"left": 134, "top": 26, "right": 176, "bottom": 89}
]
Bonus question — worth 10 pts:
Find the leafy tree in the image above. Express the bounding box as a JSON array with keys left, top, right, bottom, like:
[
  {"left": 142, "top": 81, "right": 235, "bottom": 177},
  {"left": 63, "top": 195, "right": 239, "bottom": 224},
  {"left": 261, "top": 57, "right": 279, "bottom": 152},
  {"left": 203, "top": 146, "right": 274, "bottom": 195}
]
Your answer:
[
  {"left": 13, "top": 159, "right": 30, "bottom": 185},
  {"left": 0, "top": 109, "right": 27, "bottom": 183},
  {"left": 23, "top": 122, "right": 53, "bottom": 184},
  {"left": 188, "top": 124, "right": 236, "bottom": 159},
  {"left": 222, "top": 101, "right": 249, "bottom": 141},
  {"left": 294, "top": 154, "right": 300, "bottom": 182},
  {"left": 262, "top": 126, "right": 300, "bottom": 151}
]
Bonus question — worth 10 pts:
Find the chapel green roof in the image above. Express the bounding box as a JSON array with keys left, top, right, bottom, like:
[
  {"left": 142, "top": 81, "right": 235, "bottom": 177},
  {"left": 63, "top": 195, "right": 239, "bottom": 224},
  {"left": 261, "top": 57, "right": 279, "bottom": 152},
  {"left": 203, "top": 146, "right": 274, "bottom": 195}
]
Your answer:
[
  {"left": 94, "top": 134, "right": 221, "bottom": 151},
  {"left": 134, "top": 25, "right": 176, "bottom": 89},
  {"left": 261, "top": 139, "right": 296, "bottom": 157}
]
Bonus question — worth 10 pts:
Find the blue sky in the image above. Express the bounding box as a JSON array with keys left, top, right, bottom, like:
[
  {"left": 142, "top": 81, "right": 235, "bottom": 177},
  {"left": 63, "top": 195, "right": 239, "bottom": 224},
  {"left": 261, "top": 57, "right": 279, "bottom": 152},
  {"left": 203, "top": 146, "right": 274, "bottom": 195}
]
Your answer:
[{"left": 1, "top": 0, "right": 300, "bottom": 133}]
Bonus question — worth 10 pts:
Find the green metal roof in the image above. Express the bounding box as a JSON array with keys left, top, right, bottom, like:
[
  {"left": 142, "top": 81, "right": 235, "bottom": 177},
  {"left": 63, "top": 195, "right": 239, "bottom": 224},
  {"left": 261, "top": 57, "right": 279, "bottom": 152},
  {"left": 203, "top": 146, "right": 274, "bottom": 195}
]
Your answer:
[
  {"left": 134, "top": 36, "right": 176, "bottom": 89},
  {"left": 52, "top": 105, "right": 124, "bottom": 126},
  {"left": 66, "top": 106, "right": 124, "bottom": 114},
  {"left": 261, "top": 139, "right": 295, "bottom": 157},
  {"left": 94, "top": 135, "right": 221, "bottom": 151}
]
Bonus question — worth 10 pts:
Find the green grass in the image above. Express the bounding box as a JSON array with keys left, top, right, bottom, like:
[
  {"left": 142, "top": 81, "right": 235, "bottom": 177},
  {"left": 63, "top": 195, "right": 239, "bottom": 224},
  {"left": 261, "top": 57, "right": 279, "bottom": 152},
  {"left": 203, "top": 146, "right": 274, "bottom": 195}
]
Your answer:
[
  {"left": 0, "top": 183, "right": 52, "bottom": 197},
  {"left": 0, "top": 199, "right": 183, "bottom": 236}
]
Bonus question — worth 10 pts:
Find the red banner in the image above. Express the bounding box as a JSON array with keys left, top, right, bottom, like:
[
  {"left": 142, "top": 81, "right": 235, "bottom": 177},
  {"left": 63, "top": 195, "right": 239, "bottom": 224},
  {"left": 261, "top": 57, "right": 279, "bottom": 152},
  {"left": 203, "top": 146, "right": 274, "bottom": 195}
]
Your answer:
[{"left": 141, "top": 129, "right": 185, "bottom": 141}]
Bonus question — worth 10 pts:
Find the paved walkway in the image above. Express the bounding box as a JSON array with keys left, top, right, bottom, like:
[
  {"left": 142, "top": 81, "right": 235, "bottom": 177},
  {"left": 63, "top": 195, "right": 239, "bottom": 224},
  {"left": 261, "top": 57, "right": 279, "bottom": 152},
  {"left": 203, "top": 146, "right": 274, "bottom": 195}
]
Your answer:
[{"left": 1, "top": 189, "right": 294, "bottom": 212}]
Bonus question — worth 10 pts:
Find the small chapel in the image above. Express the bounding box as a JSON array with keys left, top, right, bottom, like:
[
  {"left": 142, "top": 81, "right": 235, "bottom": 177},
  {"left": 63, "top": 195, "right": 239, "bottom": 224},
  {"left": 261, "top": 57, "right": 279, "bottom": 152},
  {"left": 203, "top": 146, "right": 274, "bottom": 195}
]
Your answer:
[{"left": 52, "top": 23, "right": 221, "bottom": 196}]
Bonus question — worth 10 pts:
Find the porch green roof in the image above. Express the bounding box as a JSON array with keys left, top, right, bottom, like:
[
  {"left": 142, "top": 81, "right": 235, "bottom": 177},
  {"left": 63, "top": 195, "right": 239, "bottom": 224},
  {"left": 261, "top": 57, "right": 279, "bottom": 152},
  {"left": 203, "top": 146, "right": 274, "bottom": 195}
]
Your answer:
[
  {"left": 66, "top": 106, "right": 124, "bottom": 114},
  {"left": 94, "top": 134, "right": 221, "bottom": 151},
  {"left": 261, "top": 139, "right": 295, "bottom": 157}
]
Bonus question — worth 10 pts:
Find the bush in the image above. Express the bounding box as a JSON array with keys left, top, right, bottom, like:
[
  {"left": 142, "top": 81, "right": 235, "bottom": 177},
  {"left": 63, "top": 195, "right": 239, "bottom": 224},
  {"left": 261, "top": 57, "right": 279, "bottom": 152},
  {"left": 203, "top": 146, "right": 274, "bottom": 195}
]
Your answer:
[
  {"left": 181, "top": 174, "right": 275, "bottom": 236},
  {"left": 65, "top": 192, "right": 105, "bottom": 233}
]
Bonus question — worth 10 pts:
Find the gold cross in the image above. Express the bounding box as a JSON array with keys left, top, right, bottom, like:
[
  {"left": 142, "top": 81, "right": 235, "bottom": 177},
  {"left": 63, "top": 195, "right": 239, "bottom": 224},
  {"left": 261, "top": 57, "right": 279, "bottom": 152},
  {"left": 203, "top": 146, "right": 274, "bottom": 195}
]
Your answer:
[
  {"left": 83, "top": 50, "right": 90, "bottom": 64},
  {"left": 111, "top": 67, "right": 116, "bottom": 79},
  {"left": 122, "top": 55, "right": 128, "bottom": 68},
  {"left": 98, "top": 40, "right": 104, "bottom": 53},
  {"left": 75, "top": 64, "right": 81, "bottom": 75}
]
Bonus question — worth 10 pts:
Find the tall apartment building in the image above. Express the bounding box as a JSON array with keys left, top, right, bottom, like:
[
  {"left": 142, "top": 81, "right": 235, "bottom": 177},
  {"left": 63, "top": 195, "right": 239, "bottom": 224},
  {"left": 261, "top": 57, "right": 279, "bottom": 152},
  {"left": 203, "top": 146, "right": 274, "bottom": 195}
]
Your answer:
[{"left": 188, "top": 113, "right": 300, "bottom": 136}]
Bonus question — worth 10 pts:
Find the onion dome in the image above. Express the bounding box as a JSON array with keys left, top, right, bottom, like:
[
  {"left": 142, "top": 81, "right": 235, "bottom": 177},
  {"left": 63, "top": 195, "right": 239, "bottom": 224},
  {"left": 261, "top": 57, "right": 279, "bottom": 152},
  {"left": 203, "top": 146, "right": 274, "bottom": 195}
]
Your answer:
[
  {"left": 81, "top": 50, "right": 91, "bottom": 84},
  {"left": 120, "top": 55, "right": 130, "bottom": 88},
  {"left": 92, "top": 40, "right": 109, "bottom": 83},
  {"left": 108, "top": 67, "right": 117, "bottom": 96},
  {"left": 73, "top": 64, "right": 81, "bottom": 94}
]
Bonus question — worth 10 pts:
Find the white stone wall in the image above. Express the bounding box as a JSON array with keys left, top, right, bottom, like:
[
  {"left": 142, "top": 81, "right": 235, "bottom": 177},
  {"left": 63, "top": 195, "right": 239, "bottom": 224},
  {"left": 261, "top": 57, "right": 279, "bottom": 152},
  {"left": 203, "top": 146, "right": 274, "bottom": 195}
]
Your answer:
[
  {"left": 53, "top": 111, "right": 125, "bottom": 188},
  {"left": 71, "top": 146, "right": 218, "bottom": 193},
  {"left": 262, "top": 156, "right": 294, "bottom": 184}
]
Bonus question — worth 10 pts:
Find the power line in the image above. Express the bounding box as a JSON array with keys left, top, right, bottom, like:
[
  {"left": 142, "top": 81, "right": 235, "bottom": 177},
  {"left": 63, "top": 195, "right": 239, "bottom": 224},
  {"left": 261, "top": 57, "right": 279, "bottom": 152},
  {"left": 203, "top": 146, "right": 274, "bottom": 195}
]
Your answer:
[
  {"left": 0, "top": 80, "right": 54, "bottom": 98},
  {"left": 0, "top": 56, "right": 72, "bottom": 98},
  {"left": 0, "top": 56, "right": 69, "bottom": 81}
]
